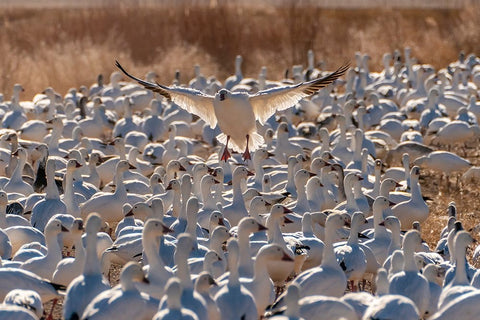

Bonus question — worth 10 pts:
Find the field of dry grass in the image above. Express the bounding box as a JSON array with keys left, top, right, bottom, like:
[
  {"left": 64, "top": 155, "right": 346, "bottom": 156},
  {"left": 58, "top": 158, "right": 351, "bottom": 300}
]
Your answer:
[{"left": 0, "top": 1, "right": 480, "bottom": 99}]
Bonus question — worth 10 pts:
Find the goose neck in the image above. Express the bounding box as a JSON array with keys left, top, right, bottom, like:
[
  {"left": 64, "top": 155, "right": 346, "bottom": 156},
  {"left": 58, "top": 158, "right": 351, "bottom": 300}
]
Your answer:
[
  {"left": 84, "top": 231, "right": 101, "bottom": 275},
  {"left": 175, "top": 250, "right": 192, "bottom": 289}
]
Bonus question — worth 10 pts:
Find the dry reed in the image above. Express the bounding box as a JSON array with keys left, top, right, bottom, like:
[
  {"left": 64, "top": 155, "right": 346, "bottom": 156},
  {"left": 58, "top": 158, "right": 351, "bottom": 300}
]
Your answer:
[{"left": 0, "top": 1, "right": 479, "bottom": 99}]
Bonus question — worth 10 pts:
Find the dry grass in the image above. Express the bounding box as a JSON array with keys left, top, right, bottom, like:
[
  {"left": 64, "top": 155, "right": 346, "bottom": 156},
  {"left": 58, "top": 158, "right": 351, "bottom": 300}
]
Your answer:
[{"left": 0, "top": 2, "right": 480, "bottom": 99}]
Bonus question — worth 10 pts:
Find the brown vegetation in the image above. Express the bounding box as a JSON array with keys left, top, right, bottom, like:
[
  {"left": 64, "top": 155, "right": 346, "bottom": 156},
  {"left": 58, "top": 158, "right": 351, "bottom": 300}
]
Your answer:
[{"left": 0, "top": 1, "right": 479, "bottom": 99}]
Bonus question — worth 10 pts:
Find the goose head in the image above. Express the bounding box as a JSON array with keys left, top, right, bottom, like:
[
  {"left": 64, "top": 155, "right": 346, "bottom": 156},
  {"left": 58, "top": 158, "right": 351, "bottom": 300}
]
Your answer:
[
  {"left": 211, "top": 226, "right": 231, "bottom": 244},
  {"left": 373, "top": 196, "right": 390, "bottom": 216},
  {"left": 45, "top": 218, "right": 69, "bottom": 236},
  {"left": 85, "top": 213, "right": 103, "bottom": 235},
  {"left": 164, "top": 277, "right": 183, "bottom": 309},
  {"left": 379, "top": 215, "right": 401, "bottom": 232},
  {"left": 120, "top": 261, "right": 149, "bottom": 290},
  {"left": 194, "top": 271, "right": 217, "bottom": 293},
  {"left": 232, "top": 166, "right": 254, "bottom": 181},
  {"left": 238, "top": 217, "right": 267, "bottom": 234},
  {"left": 143, "top": 218, "right": 173, "bottom": 239},
  {"left": 249, "top": 196, "right": 271, "bottom": 214},
  {"left": 270, "top": 204, "right": 292, "bottom": 217},
  {"left": 130, "top": 202, "right": 152, "bottom": 220},
  {"left": 209, "top": 211, "right": 226, "bottom": 228},
  {"left": 325, "top": 212, "right": 350, "bottom": 230},
  {"left": 165, "top": 179, "right": 181, "bottom": 192},
  {"left": 66, "top": 159, "right": 82, "bottom": 172},
  {"left": 116, "top": 160, "right": 134, "bottom": 174}
]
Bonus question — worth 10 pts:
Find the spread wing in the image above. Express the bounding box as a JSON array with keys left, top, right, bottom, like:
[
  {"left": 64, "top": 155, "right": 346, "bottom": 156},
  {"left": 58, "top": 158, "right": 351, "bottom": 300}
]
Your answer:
[
  {"left": 115, "top": 60, "right": 217, "bottom": 128},
  {"left": 249, "top": 63, "right": 350, "bottom": 124}
]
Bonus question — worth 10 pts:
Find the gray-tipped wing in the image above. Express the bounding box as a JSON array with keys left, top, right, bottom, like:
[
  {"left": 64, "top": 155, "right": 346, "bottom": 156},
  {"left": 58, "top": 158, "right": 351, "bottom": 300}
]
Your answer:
[
  {"left": 115, "top": 61, "right": 217, "bottom": 128},
  {"left": 249, "top": 63, "right": 350, "bottom": 124}
]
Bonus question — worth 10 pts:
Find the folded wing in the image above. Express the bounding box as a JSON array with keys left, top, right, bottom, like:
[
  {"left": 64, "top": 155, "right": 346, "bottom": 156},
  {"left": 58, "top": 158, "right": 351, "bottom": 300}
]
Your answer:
[
  {"left": 115, "top": 61, "right": 217, "bottom": 128},
  {"left": 249, "top": 63, "right": 350, "bottom": 125}
]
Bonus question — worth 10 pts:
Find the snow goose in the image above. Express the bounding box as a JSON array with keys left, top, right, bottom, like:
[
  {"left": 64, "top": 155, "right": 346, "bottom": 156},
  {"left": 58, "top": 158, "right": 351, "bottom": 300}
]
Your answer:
[
  {"left": 389, "top": 229, "right": 430, "bottom": 317},
  {"left": 160, "top": 233, "right": 208, "bottom": 320},
  {"left": 273, "top": 122, "right": 305, "bottom": 163},
  {"left": 236, "top": 216, "right": 268, "bottom": 278},
  {"left": 20, "top": 218, "right": 68, "bottom": 280},
  {"left": 140, "top": 99, "right": 165, "bottom": 142},
  {"left": 286, "top": 212, "right": 349, "bottom": 300},
  {"left": 334, "top": 212, "right": 368, "bottom": 291},
  {"left": 52, "top": 218, "right": 85, "bottom": 286},
  {"left": 214, "top": 238, "right": 258, "bottom": 320},
  {"left": 1, "top": 85, "right": 27, "bottom": 130},
  {"left": 268, "top": 283, "right": 302, "bottom": 320},
  {"left": 362, "top": 267, "right": 420, "bottom": 320},
  {"left": 391, "top": 166, "right": 429, "bottom": 229},
  {"left": 414, "top": 151, "right": 472, "bottom": 186},
  {"left": 222, "top": 166, "right": 253, "bottom": 226},
  {"left": 363, "top": 196, "right": 392, "bottom": 265},
  {"left": 116, "top": 61, "right": 348, "bottom": 161},
  {"left": 82, "top": 261, "right": 157, "bottom": 320},
  {"left": 216, "top": 244, "right": 293, "bottom": 316},
  {"left": 430, "top": 290, "right": 480, "bottom": 320},
  {"left": 188, "top": 226, "right": 229, "bottom": 276},
  {"left": 193, "top": 272, "right": 220, "bottom": 320},
  {"left": 63, "top": 213, "right": 110, "bottom": 320},
  {"left": 30, "top": 158, "right": 67, "bottom": 232},
  {"left": 153, "top": 278, "right": 199, "bottom": 320},
  {"left": 135, "top": 218, "right": 174, "bottom": 299},
  {"left": 81, "top": 160, "right": 140, "bottom": 224},
  {"left": 437, "top": 230, "right": 476, "bottom": 310},
  {"left": 3, "top": 148, "right": 33, "bottom": 197},
  {"left": 0, "top": 191, "right": 30, "bottom": 228},
  {"left": 1, "top": 289, "right": 43, "bottom": 320},
  {"left": 0, "top": 261, "right": 66, "bottom": 304},
  {"left": 423, "top": 263, "right": 443, "bottom": 317}
]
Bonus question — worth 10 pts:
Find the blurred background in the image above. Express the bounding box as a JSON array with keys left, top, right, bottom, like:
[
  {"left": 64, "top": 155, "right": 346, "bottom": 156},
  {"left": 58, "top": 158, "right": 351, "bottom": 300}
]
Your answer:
[{"left": 0, "top": 0, "right": 479, "bottom": 98}]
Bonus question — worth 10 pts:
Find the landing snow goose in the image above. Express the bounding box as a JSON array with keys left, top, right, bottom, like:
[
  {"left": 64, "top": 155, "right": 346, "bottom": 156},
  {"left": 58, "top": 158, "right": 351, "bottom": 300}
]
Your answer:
[
  {"left": 116, "top": 60, "right": 348, "bottom": 161},
  {"left": 63, "top": 213, "right": 110, "bottom": 320},
  {"left": 82, "top": 262, "right": 157, "bottom": 320}
]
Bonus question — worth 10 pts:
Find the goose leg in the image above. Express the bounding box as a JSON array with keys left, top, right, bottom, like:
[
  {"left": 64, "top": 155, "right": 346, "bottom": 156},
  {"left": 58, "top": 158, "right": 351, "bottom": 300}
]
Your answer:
[
  {"left": 242, "top": 134, "right": 251, "bottom": 161},
  {"left": 221, "top": 136, "right": 231, "bottom": 162},
  {"left": 46, "top": 298, "right": 58, "bottom": 320}
]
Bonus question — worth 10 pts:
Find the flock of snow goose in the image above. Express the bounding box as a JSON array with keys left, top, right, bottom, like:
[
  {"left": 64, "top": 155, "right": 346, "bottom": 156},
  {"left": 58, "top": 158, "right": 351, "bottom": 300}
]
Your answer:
[{"left": 0, "top": 48, "right": 480, "bottom": 319}]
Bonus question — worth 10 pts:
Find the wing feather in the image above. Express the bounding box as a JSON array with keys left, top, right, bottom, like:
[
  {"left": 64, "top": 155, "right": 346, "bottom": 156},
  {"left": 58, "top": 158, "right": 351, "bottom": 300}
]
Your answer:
[
  {"left": 249, "top": 63, "right": 350, "bottom": 124},
  {"left": 115, "top": 60, "right": 217, "bottom": 128}
]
